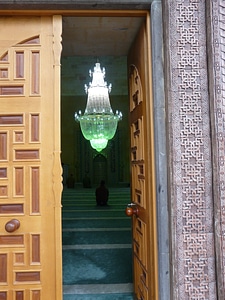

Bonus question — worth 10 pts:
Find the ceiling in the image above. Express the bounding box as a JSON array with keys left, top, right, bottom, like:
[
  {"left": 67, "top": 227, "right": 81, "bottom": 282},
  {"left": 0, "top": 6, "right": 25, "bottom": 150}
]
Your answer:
[{"left": 62, "top": 16, "right": 145, "bottom": 57}]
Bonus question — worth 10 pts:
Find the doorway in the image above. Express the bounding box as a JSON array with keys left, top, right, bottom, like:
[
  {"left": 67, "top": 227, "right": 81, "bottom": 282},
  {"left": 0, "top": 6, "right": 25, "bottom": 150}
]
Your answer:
[
  {"left": 60, "top": 14, "right": 144, "bottom": 299},
  {"left": 0, "top": 4, "right": 168, "bottom": 297},
  {"left": 60, "top": 7, "right": 168, "bottom": 299}
]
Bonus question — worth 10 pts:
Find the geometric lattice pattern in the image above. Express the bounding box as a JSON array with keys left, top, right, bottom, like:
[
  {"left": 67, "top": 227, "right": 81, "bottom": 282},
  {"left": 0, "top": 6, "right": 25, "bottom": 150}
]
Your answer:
[{"left": 167, "top": 1, "right": 217, "bottom": 298}]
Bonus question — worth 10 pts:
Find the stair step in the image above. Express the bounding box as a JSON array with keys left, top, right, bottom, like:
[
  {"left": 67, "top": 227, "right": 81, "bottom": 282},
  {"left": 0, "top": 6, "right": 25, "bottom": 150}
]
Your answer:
[{"left": 62, "top": 188, "right": 133, "bottom": 299}]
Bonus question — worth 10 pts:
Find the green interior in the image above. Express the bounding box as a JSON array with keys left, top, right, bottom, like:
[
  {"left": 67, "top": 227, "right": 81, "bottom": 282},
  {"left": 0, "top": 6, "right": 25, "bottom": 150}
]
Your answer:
[{"left": 62, "top": 187, "right": 134, "bottom": 299}]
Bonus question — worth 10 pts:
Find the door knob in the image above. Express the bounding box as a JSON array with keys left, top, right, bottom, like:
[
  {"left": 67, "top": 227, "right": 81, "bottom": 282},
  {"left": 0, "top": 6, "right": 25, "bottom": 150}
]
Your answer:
[
  {"left": 125, "top": 203, "right": 139, "bottom": 217},
  {"left": 5, "top": 219, "right": 20, "bottom": 233}
]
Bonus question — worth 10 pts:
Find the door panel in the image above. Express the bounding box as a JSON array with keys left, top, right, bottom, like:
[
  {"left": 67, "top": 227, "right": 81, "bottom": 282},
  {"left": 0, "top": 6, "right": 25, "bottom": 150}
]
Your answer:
[
  {"left": 128, "top": 15, "right": 158, "bottom": 300},
  {"left": 0, "top": 16, "right": 62, "bottom": 299}
]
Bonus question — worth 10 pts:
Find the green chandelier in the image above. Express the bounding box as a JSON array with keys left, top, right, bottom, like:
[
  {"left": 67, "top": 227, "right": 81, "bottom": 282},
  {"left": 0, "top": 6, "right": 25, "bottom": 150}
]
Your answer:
[{"left": 75, "top": 62, "right": 122, "bottom": 152}]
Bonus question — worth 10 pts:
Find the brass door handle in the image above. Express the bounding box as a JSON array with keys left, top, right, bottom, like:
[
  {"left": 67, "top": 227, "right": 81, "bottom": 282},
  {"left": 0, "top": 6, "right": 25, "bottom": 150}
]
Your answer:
[
  {"left": 5, "top": 219, "right": 20, "bottom": 233},
  {"left": 125, "top": 203, "right": 139, "bottom": 217}
]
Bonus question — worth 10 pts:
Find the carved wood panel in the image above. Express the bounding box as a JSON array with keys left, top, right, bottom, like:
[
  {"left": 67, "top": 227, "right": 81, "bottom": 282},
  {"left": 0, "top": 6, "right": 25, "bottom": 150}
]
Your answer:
[
  {"left": 129, "top": 18, "right": 158, "bottom": 299},
  {"left": 130, "top": 65, "right": 149, "bottom": 300},
  {"left": 0, "top": 16, "right": 62, "bottom": 299},
  {"left": 0, "top": 37, "right": 41, "bottom": 298}
]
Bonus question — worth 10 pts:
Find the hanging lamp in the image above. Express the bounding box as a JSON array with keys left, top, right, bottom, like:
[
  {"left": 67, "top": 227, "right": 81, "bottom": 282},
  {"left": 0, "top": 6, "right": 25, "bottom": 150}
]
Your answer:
[{"left": 75, "top": 62, "right": 122, "bottom": 152}]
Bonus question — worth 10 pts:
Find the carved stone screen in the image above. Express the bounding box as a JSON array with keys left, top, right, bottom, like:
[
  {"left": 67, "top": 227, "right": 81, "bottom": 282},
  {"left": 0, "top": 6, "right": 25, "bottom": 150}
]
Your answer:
[{"left": 165, "top": 0, "right": 217, "bottom": 299}]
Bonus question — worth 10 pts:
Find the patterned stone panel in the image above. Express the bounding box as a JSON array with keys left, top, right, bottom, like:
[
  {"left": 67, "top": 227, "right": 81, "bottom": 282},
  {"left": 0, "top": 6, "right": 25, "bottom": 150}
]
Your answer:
[
  {"left": 166, "top": 0, "right": 216, "bottom": 299},
  {"left": 208, "top": 1, "right": 225, "bottom": 298}
]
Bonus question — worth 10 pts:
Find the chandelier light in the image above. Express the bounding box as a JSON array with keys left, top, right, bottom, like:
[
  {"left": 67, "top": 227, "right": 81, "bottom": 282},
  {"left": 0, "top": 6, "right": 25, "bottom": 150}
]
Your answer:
[{"left": 75, "top": 62, "right": 122, "bottom": 152}]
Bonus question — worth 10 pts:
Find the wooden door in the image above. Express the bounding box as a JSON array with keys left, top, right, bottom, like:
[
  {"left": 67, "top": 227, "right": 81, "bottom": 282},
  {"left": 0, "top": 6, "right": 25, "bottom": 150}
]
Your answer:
[
  {"left": 0, "top": 16, "right": 62, "bottom": 300},
  {"left": 128, "top": 15, "right": 158, "bottom": 300}
]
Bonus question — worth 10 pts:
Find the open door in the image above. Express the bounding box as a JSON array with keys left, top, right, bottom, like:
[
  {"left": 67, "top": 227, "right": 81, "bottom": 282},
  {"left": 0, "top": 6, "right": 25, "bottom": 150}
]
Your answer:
[
  {"left": 126, "top": 14, "right": 158, "bottom": 299},
  {"left": 0, "top": 16, "right": 62, "bottom": 299}
]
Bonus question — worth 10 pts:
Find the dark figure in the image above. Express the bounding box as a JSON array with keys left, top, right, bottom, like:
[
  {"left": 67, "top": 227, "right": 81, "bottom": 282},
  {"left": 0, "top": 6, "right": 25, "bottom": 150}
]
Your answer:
[
  {"left": 66, "top": 174, "right": 75, "bottom": 188},
  {"left": 95, "top": 180, "right": 109, "bottom": 206},
  {"left": 83, "top": 173, "right": 91, "bottom": 188}
]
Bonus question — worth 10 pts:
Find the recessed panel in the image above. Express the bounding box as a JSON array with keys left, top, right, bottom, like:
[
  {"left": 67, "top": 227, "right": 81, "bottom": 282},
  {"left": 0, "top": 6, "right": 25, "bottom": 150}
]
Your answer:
[
  {"left": 0, "top": 68, "right": 8, "bottom": 78},
  {"left": 31, "top": 235, "right": 40, "bottom": 263},
  {"left": 133, "top": 90, "right": 139, "bottom": 107},
  {"left": 0, "top": 235, "right": 24, "bottom": 246},
  {"left": 31, "top": 52, "right": 40, "bottom": 95},
  {"left": 31, "top": 115, "right": 39, "bottom": 142},
  {"left": 20, "top": 36, "right": 40, "bottom": 45},
  {"left": 0, "top": 52, "right": 8, "bottom": 61},
  {"left": 0, "top": 204, "right": 23, "bottom": 214},
  {"left": 31, "top": 290, "right": 40, "bottom": 300},
  {"left": 0, "top": 168, "right": 7, "bottom": 178},
  {"left": 16, "top": 52, "right": 24, "bottom": 78},
  {"left": 0, "top": 292, "right": 7, "bottom": 300},
  {"left": 15, "top": 167, "right": 24, "bottom": 196},
  {"left": 15, "top": 150, "right": 39, "bottom": 160},
  {"left": 0, "top": 133, "right": 7, "bottom": 160},
  {"left": 14, "top": 131, "right": 24, "bottom": 143},
  {"left": 0, "top": 186, "right": 7, "bottom": 197},
  {"left": 14, "top": 253, "right": 25, "bottom": 265},
  {"left": 0, "top": 115, "right": 23, "bottom": 125},
  {"left": 15, "top": 291, "right": 24, "bottom": 300},
  {"left": 31, "top": 167, "right": 39, "bottom": 213},
  {"left": 15, "top": 272, "right": 40, "bottom": 282},
  {"left": 0, "top": 254, "right": 7, "bottom": 283},
  {"left": 0, "top": 86, "right": 23, "bottom": 95}
]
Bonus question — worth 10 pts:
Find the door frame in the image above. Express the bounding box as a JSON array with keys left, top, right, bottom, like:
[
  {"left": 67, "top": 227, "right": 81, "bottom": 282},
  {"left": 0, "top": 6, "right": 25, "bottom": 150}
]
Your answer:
[
  {"left": 0, "top": 4, "right": 170, "bottom": 300},
  {"left": 151, "top": 2, "right": 170, "bottom": 300}
]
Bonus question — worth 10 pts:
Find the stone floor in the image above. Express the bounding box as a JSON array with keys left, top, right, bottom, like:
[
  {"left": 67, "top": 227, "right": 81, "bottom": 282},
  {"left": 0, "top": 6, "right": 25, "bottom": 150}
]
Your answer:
[{"left": 62, "top": 187, "right": 134, "bottom": 299}]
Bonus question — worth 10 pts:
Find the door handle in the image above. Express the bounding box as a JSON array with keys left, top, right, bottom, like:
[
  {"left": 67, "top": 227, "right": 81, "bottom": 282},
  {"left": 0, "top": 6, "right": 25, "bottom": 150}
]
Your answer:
[
  {"left": 125, "top": 203, "right": 139, "bottom": 217},
  {"left": 5, "top": 219, "right": 20, "bottom": 233}
]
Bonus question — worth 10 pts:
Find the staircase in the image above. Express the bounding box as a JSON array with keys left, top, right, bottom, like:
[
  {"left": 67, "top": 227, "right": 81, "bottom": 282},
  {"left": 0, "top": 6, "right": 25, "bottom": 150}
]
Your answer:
[{"left": 62, "top": 187, "right": 134, "bottom": 299}]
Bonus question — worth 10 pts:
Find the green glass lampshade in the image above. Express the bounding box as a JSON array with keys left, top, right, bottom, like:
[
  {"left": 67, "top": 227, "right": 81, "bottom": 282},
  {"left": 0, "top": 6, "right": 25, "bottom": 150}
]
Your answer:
[
  {"left": 75, "top": 62, "right": 122, "bottom": 152},
  {"left": 90, "top": 139, "right": 108, "bottom": 152}
]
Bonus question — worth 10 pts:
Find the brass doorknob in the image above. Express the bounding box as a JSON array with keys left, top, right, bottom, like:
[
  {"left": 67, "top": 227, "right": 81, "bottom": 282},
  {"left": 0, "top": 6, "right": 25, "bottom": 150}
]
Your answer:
[
  {"left": 5, "top": 219, "right": 20, "bottom": 233},
  {"left": 125, "top": 203, "right": 139, "bottom": 217}
]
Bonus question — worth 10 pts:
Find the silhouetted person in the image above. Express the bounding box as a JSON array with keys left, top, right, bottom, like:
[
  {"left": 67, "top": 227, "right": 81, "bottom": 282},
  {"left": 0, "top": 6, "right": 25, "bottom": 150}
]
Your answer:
[
  {"left": 83, "top": 173, "right": 91, "bottom": 188},
  {"left": 95, "top": 180, "right": 109, "bottom": 206},
  {"left": 66, "top": 174, "right": 75, "bottom": 188}
]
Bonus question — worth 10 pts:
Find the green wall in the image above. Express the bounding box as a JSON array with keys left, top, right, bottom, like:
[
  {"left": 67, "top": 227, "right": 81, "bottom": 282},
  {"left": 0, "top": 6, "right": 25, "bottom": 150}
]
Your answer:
[{"left": 61, "top": 56, "right": 130, "bottom": 187}]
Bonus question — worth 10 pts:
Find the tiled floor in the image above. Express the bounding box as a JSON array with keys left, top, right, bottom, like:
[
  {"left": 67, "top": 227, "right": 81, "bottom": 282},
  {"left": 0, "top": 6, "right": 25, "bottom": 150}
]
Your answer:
[{"left": 62, "top": 187, "right": 134, "bottom": 299}]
